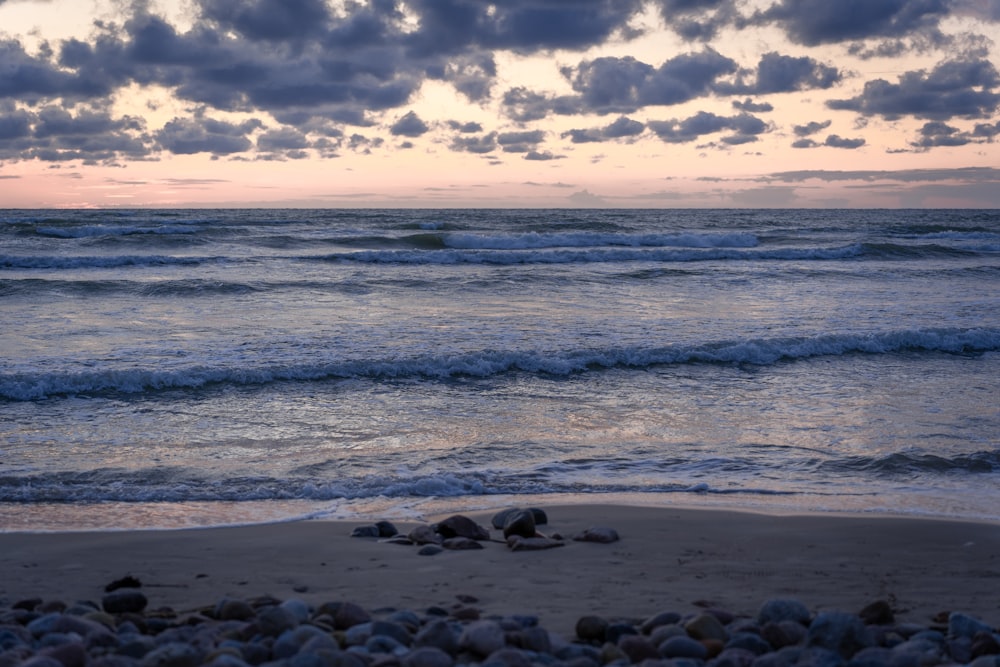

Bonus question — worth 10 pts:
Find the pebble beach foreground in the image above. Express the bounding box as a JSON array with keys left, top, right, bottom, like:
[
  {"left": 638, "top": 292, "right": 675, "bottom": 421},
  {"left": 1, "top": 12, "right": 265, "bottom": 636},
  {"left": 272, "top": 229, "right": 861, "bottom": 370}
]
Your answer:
[
  {"left": 2, "top": 505, "right": 1000, "bottom": 666},
  {"left": 3, "top": 583, "right": 999, "bottom": 667}
]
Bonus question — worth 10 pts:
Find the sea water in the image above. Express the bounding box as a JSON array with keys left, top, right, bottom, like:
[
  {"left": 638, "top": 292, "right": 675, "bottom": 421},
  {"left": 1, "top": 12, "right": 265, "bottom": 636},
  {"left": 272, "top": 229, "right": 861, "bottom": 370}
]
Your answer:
[{"left": 1, "top": 208, "right": 998, "bottom": 530}]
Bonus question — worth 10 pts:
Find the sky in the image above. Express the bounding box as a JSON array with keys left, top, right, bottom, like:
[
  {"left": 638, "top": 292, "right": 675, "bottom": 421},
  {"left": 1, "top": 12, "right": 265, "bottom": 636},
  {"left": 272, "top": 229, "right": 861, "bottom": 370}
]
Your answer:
[{"left": 1, "top": 0, "right": 999, "bottom": 208}]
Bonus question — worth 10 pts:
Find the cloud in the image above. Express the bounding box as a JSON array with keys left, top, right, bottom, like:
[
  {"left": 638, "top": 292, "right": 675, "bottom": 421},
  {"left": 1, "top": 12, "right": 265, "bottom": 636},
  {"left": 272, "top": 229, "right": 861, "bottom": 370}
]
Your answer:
[
  {"left": 761, "top": 166, "right": 1000, "bottom": 182},
  {"left": 562, "top": 116, "right": 645, "bottom": 143},
  {"left": 451, "top": 132, "right": 497, "bottom": 154},
  {"left": 0, "top": 104, "right": 154, "bottom": 163},
  {"left": 793, "top": 120, "right": 832, "bottom": 136},
  {"left": 156, "top": 115, "right": 262, "bottom": 155},
  {"left": 750, "top": 0, "right": 951, "bottom": 46},
  {"left": 827, "top": 57, "right": 1000, "bottom": 120},
  {"left": 389, "top": 111, "right": 429, "bottom": 137},
  {"left": 824, "top": 134, "right": 866, "bottom": 149},
  {"left": 720, "top": 52, "right": 841, "bottom": 95},
  {"left": 497, "top": 129, "right": 546, "bottom": 153},
  {"left": 568, "top": 189, "right": 609, "bottom": 206},
  {"left": 655, "top": 0, "right": 742, "bottom": 41},
  {"left": 524, "top": 150, "right": 564, "bottom": 161},
  {"left": 198, "top": 0, "right": 332, "bottom": 42},
  {"left": 648, "top": 111, "right": 769, "bottom": 145},
  {"left": 447, "top": 120, "right": 483, "bottom": 133},
  {"left": 732, "top": 98, "right": 773, "bottom": 112}
]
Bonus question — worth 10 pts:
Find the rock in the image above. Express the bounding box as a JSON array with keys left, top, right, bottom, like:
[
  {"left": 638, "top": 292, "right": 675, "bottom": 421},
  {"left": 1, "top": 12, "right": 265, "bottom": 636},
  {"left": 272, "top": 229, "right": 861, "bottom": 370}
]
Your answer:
[
  {"left": 383, "top": 535, "right": 414, "bottom": 546},
  {"left": 949, "top": 612, "right": 994, "bottom": 639},
  {"left": 684, "top": 613, "right": 728, "bottom": 642},
  {"left": 659, "top": 636, "right": 709, "bottom": 659},
  {"left": 458, "top": 620, "right": 505, "bottom": 657},
  {"left": 433, "top": 516, "right": 490, "bottom": 541},
  {"left": 139, "top": 641, "right": 202, "bottom": 667},
  {"left": 807, "top": 611, "right": 873, "bottom": 659},
  {"left": 375, "top": 521, "right": 399, "bottom": 537},
  {"left": 757, "top": 599, "right": 811, "bottom": 626},
  {"left": 571, "top": 527, "right": 619, "bottom": 544},
  {"left": 605, "top": 622, "right": 638, "bottom": 644},
  {"left": 505, "top": 536, "right": 564, "bottom": 551},
  {"left": 418, "top": 545, "right": 443, "bottom": 556},
  {"left": 102, "top": 590, "right": 148, "bottom": 615},
  {"left": 618, "top": 635, "right": 659, "bottom": 663},
  {"left": 351, "top": 525, "right": 381, "bottom": 538},
  {"left": 402, "top": 646, "right": 454, "bottom": 667},
  {"left": 441, "top": 537, "right": 484, "bottom": 551},
  {"left": 972, "top": 631, "right": 1000, "bottom": 657},
  {"left": 501, "top": 511, "right": 536, "bottom": 539},
  {"left": 726, "top": 632, "right": 773, "bottom": 655},
  {"left": 859, "top": 600, "right": 894, "bottom": 625},
  {"left": 517, "top": 626, "right": 551, "bottom": 654},
  {"left": 409, "top": 526, "right": 443, "bottom": 546},
  {"left": 641, "top": 611, "right": 683, "bottom": 635},
  {"left": 414, "top": 619, "right": 459, "bottom": 655},
  {"left": 257, "top": 605, "right": 299, "bottom": 637},
  {"left": 575, "top": 616, "right": 609, "bottom": 642},
  {"left": 105, "top": 576, "right": 143, "bottom": 592},
  {"left": 334, "top": 602, "right": 372, "bottom": 630},
  {"left": 760, "top": 620, "right": 807, "bottom": 649}
]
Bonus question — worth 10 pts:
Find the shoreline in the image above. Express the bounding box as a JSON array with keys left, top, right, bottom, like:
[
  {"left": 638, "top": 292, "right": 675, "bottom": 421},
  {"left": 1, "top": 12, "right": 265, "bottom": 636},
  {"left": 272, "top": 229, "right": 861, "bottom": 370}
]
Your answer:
[{"left": 3, "top": 504, "right": 1000, "bottom": 636}]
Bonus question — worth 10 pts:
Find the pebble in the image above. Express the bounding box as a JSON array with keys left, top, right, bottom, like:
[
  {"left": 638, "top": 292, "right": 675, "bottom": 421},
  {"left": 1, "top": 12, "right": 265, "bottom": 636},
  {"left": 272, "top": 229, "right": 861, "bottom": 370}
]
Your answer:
[{"left": 571, "top": 526, "right": 620, "bottom": 544}]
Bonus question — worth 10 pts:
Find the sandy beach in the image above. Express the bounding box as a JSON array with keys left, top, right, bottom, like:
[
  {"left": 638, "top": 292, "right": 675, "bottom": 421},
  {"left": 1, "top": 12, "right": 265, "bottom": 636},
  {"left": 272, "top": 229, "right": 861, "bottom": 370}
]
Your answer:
[{"left": 2, "top": 505, "right": 999, "bottom": 637}]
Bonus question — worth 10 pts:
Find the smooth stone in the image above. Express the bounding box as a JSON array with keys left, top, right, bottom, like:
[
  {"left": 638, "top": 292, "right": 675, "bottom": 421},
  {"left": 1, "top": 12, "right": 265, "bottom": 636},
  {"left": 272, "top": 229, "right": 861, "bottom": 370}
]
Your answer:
[
  {"left": 382, "top": 535, "right": 414, "bottom": 546},
  {"left": 858, "top": 600, "right": 894, "bottom": 626},
  {"left": 641, "top": 611, "right": 683, "bottom": 635},
  {"left": 365, "top": 634, "right": 404, "bottom": 654},
  {"left": 375, "top": 521, "right": 399, "bottom": 537},
  {"left": 605, "top": 622, "right": 638, "bottom": 645},
  {"left": 274, "top": 625, "right": 329, "bottom": 659},
  {"left": 257, "top": 605, "right": 299, "bottom": 637},
  {"left": 139, "top": 642, "right": 202, "bottom": 667},
  {"left": 484, "top": 647, "right": 533, "bottom": 667},
  {"left": 104, "top": 576, "right": 143, "bottom": 593},
  {"left": 649, "top": 624, "right": 687, "bottom": 646},
  {"left": 972, "top": 632, "right": 1000, "bottom": 657},
  {"left": 418, "top": 545, "right": 443, "bottom": 556},
  {"left": 345, "top": 622, "right": 375, "bottom": 646},
  {"left": 950, "top": 612, "right": 994, "bottom": 639},
  {"left": 760, "top": 621, "right": 807, "bottom": 649},
  {"left": 571, "top": 527, "right": 619, "bottom": 544},
  {"left": 459, "top": 620, "right": 505, "bottom": 657},
  {"left": 214, "top": 599, "right": 254, "bottom": 622},
  {"left": 351, "top": 525, "right": 381, "bottom": 538},
  {"left": 506, "top": 536, "right": 564, "bottom": 551},
  {"left": 502, "top": 510, "right": 536, "bottom": 539},
  {"left": 433, "top": 515, "right": 490, "bottom": 541},
  {"left": 518, "top": 626, "right": 551, "bottom": 654},
  {"left": 102, "top": 591, "right": 148, "bottom": 615},
  {"left": 334, "top": 602, "right": 372, "bottom": 630},
  {"left": 413, "top": 619, "right": 459, "bottom": 655},
  {"left": 576, "top": 616, "right": 609, "bottom": 642},
  {"left": 757, "top": 599, "right": 811, "bottom": 627},
  {"left": 684, "top": 613, "right": 728, "bottom": 642},
  {"left": 971, "top": 657, "right": 1000, "bottom": 667},
  {"left": 370, "top": 620, "right": 412, "bottom": 647},
  {"left": 709, "top": 647, "right": 756, "bottom": 667},
  {"left": 442, "top": 537, "right": 484, "bottom": 550},
  {"left": 726, "top": 633, "right": 772, "bottom": 655},
  {"left": 659, "top": 636, "right": 709, "bottom": 660},
  {"left": 281, "top": 599, "right": 312, "bottom": 624},
  {"left": 807, "top": 611, "right": 873, "bottom": 659},
  {"left": 618, "top": 635, "right": 659, "bottom": 663},
  {"left": 402, "top": 647, "right": 454, "bottom": 667},
  {"left": 409, "top": 526, "right": 443, "bottom": 546}
]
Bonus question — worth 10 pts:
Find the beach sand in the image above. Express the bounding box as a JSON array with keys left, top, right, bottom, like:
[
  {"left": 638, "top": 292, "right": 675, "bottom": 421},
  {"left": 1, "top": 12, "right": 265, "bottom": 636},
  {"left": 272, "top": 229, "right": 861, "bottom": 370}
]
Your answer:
[{"left": 2, "top": 505, "right": 999, "bottom": 636}]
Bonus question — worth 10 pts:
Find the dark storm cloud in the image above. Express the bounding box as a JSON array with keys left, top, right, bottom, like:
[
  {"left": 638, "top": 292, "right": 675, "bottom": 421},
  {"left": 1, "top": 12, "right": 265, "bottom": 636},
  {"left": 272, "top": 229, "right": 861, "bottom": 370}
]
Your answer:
[
  {"left": 0, "top": 39, "right": 115, "bottom": 102},
  {"left": 749, "top": 0, "right": 951, "bottom": 46},
  {"left": 647, "top": 111, "right": 768, "bottom": 144},
  {"left": 654, "top": 0, "right": 740, "bottom": 41},
  {"left": 827, "top": 57, "right": 1000, "bottom": 120},
  {"left": 720, "top": 52, "right": 841, "bottom": 95},
  {"left": 562, "top": 116, "right": 645, "bottom": 143},
  {"left": 0, "top": 104, "right": 154, "bottom": 163},
  {"left": 404, "top": 0, "right": 642, "bottom": 55},
  {"left": 256, "top": 126, "right": 310, "bottom": 153},
  {"left": 198, "top": 0, "right": 333, "bottom": 42},
  {"left": 155, "top": 115, "right": 262, "bottom": 155},
  {"left": 447, "top": 120, "right": 483, "bottom": 133},
  {"left": 389, "top": 110, "right": 429, "bottom": 137}
]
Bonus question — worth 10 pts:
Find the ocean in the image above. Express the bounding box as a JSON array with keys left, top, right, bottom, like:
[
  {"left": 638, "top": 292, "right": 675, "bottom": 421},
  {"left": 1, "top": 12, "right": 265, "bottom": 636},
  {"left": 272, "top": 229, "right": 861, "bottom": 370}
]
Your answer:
[{"left": 1, "top": 208, "right": 998, "bottom": 531}]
